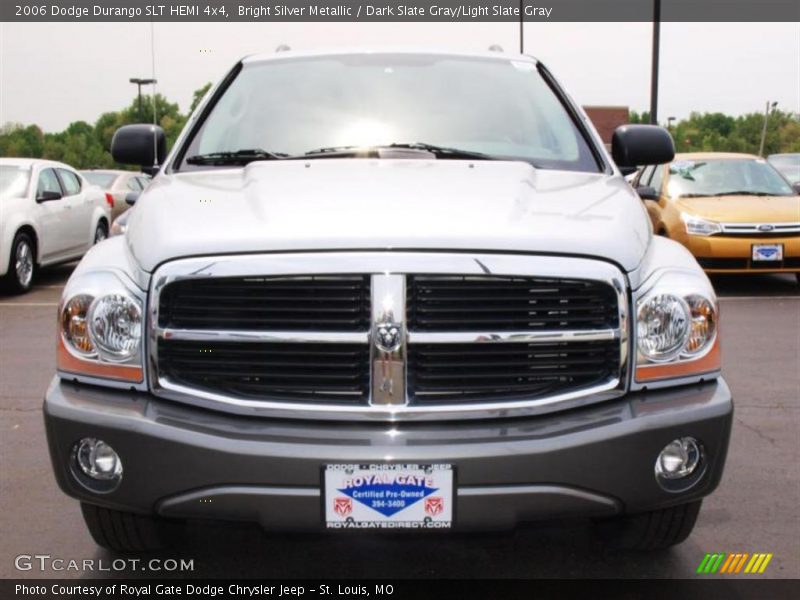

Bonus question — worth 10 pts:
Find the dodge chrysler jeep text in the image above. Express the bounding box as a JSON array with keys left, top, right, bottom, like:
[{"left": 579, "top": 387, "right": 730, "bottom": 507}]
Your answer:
[{"left": 44, "top": 50, "right": 732, "bottom": 552}]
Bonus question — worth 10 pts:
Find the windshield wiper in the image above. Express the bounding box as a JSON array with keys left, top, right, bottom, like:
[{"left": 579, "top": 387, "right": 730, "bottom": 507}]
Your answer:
[
  {"left": 708, "top": 191, "right": 774, "bottom": 197},
  {"left": 386, "top": 142, "right": 502, "bottom": 161},
  {"left": 301, "top": 142, "right": 502, "bottom": 161},
  {"left": 185, "top": 149, "right": 289, "bottom": 166}
]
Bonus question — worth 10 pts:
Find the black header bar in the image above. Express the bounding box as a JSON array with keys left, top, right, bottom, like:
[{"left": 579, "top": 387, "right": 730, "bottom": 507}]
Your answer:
[{"left": 3, "top": 0, "right": 799, "bottom": 22}]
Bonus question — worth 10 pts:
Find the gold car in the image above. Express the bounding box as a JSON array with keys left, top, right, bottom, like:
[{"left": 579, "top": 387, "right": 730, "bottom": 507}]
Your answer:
[{"left": 634, "top": 152, "right": 800, "bottom": 280}]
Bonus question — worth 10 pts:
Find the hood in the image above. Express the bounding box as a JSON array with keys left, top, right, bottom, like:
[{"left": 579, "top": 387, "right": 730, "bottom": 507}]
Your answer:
[
  {"left": 674, "top": 194, "right": 800, "bottom": 222},
  {"left": 127, "top": 159, "right": 651, "bottom": 272}
]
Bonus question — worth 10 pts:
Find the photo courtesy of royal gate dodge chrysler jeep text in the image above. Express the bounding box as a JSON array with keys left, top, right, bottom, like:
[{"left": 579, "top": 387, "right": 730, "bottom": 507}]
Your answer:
[{"left": 44, "top": 50, "right": 731, "bottom": 552}]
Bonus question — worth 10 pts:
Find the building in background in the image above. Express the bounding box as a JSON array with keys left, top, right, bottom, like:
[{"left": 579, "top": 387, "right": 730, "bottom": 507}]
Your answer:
[{"left": 584, "top": 106, "right": 630, "bottom": 148}]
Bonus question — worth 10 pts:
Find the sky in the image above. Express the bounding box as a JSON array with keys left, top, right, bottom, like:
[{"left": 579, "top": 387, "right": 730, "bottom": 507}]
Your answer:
[{"left": 0, "top": 21, "right": 798, "bottom": 132}]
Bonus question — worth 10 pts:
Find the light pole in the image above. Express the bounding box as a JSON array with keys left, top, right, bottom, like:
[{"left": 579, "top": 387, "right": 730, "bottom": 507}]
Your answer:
[
  {"left": 758, "top": 101, "right": 778, "bottom": 157},
  {"left": 129, "top": 78, "right": 157, "bottom": 121},
  {"left": 649, "top": 0, "right": 661, "bottom": 124},
  {"left": 667, "top": 116, "right": 676, "bottom": 132}
]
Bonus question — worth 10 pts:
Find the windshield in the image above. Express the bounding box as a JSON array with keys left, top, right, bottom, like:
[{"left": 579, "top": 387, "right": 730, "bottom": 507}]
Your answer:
[
  {"left": 0, "top": 165, "right": 31, "bottom": 198},
  {"left": 181, "top": 54, "right": 600, "bottom": 172},
  {"left": 81, "top": 172, "right": 118, "bottom": 188},
  {"left": 667, "top": 159, "right": 795, "bottom": 198}
]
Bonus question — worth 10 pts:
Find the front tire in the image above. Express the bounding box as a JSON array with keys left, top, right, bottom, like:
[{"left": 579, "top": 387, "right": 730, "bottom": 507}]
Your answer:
[
  {"left": 595, "top": 500, "right": 702, "bottom": 550},
  {"left": 81, "top": 503, "right": 182, "bottom": 552},
  {"left": 2, "top": 232, "right": 36, "bottom": 294}
]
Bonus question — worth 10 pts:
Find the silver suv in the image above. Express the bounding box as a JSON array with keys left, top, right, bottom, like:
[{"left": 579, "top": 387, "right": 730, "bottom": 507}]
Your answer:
[{"left": 45, "top": 50, "right": 731, "bottom": 552}]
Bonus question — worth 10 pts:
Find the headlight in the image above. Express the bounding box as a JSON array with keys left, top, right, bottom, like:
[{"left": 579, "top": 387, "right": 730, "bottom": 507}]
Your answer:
[
  {"left": 635, "top": 271, "right": 720, "bottom": 383},
  {"left": 681, "top": 213, "right": 722, "bottom": 236},
  {"left": 684, "top": 294, "right": 717, "bottom": 357},
  {"left": 637, "top": 294, "right": 690, "bottom": 362},
  {"left": 61, "top": 294, "right": 95, "bottom": 357},
  {"left": 88, "top": 294, "right": 142, "bottom": 361},
  {"left": 58, "top": 272, "right": 144, "bottom": 383}
]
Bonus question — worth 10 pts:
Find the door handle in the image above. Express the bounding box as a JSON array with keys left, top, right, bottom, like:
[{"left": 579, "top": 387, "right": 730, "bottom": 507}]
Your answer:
[{"left": 64, "top": 204, "right": 72, "bottom": 210}]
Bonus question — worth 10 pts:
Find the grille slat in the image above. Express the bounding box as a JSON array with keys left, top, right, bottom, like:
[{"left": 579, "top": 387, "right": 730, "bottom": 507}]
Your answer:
[
  {"left": 158, "top": 340, "right": 370, "bottom": 404},
  {"left": 159, "top": 276, "right": 370, "bottom": 332},
  {"left": 408, "top": 340, "right": 619, "bottom": 404},
  {"left": 407, "top": 275, "right": 618, "bottom": 332}
]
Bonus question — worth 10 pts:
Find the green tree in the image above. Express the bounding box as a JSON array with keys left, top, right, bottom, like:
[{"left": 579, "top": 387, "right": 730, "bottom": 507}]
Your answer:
[{"left": 189, "top": 82, "right": 212, "bottom": 114}]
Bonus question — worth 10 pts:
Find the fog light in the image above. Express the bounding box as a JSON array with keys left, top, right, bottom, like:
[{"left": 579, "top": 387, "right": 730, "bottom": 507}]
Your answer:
[
  {"left": 75, "top": 438, "right": 122, "bottom": 481},
  {"left": 656, "top": 437, "right": 702, "bottom": 480}
]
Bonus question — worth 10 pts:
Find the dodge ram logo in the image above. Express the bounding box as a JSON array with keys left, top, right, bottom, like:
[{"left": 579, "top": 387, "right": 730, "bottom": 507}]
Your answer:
[{"left": 375, "top": 321, "right": 402, "bottom": 353}]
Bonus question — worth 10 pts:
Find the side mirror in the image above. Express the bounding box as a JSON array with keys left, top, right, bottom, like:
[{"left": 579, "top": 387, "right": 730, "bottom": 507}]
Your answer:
[
  {"left": 36, "top": 190, "right": 62, "bottom": 202},
  {"left": 611, "top": 125, "right": 675, "bottom": 167},
  {"left": 636, "top": 186, "right": 659, "bottom": 201},
  {"left": 111, "top": 124, "right": 167, "bottom": 170},
  {"left": 792, "top": 182, "right": 800, "bottom": 195},
  {"left": 125, "top": 192, "right": 140, "bottom": 206},
  {"left": 618, "top": 166, "right": 639, "bottom": 176}
]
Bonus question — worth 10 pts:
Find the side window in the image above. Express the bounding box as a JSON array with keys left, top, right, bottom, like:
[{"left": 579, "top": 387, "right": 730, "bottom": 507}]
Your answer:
[
  {"left": 126, "top": 176, "right": 142, "bottom": 191},
  {"left": 37, "top": 168, "right": 62, "bottom": 199},
  {"left": 57, "top": 169, "right": 82, "bottom": 196},
  {"left": 649, "top": 165, "right": 664, "bottom": 194}
]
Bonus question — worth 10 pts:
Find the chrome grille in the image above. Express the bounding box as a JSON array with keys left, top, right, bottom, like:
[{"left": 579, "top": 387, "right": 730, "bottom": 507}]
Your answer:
[
  {"left": 720, "top": 222, "right": 800, "bottom": 236},
  {"left": 408, "top": 340, "right": 620, "bottom": 404},
  {"left": 158, "top": 275, "right": 370, "bottom": 331},
  {"left": 150, "top": 253, "right": 628, "bottom": 421},
  {"left": 158, "top": 339, "right": 370, "bottom": 404},
  {"left": 407, "top": 275, "right": 619, "bottom": 331}
]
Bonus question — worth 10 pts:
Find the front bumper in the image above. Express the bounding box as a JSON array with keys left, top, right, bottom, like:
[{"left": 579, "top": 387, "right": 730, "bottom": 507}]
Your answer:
[
  {"left": 44, "top": 377, "right": 733, "bottom": 531},
  {"left": 678, "top": 233, "right": 800, "bottom": 273}
]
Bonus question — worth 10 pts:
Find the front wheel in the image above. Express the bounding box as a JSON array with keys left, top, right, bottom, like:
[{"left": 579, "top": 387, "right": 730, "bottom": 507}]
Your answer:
[
  {"left": 94, "top": 221, "right": 108, "bottom": 245},
  {"left": 2, "top": 232, "right": 36, "bottom": 294},
  {"left": 81, "top": 503, "right": 182, "bottom": 552},
  {"left": 594, "top": 500, "right": 702, "bottom": 550}
]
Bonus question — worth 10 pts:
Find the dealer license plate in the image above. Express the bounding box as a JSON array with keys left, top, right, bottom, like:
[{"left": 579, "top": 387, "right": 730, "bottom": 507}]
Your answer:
[
  {"left": 324, "top": 464, "right": 454, "bottom": 529},
  {"left": 752, "top": 244, "right": 783, "bottom": 261}
]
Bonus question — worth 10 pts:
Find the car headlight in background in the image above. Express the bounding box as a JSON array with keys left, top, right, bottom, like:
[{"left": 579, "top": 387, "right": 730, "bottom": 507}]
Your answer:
[
  {"left": 57, "top": 272, "right": 144, "bottom": 383},
  {"left": 635, "top": 270, "right": 720, "bottom": 383},
  {"left": 681, "top": 212, "right": 722, "bottom": 236}
]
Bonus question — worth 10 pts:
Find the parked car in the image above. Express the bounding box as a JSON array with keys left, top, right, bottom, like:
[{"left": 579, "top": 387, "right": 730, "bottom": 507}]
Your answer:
[
  {"left": 108, "top": 192, "right": 140, "bottom": 237},
  {"left": 767, "top": 153, "right": 800, "bottom": 185},
  {"left": 633, "top": 152, "right": 800, "bottom": 280},
  {"left": 0, "top": 158, "right": 111, "bottom": 293},
  {"left": 45, "top": 50, "right": 731, "bottom": 553},
  {"left": 80, "top": 169, "right": 151, "bottom": 220}
]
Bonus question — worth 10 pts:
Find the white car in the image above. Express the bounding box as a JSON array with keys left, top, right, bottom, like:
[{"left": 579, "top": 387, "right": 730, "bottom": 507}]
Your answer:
[{"left": 0, "top": 158, "right": 111, "bottom": 294}]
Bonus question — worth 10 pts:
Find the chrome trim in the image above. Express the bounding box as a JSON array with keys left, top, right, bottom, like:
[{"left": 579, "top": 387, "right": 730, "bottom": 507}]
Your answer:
[
  {"left": 149, "top": 252, "right": 630, "bottom": 422},
  {"left": 156, "top": 328, "right": 368, "bottom": 344},
  {"left": 408, "top": 329, "right": 619, "bottom": 345},
  {"left": 720, "top": 222, "right": 800, "bottom": 235},
  {"left": 370, "top": 274, "right": 406, "bottom": 406}
]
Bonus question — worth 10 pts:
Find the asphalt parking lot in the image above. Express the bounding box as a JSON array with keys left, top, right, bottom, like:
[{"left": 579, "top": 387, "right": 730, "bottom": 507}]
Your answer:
[{"left": 0, "top": 264, "right": 798, "bottom": 580}]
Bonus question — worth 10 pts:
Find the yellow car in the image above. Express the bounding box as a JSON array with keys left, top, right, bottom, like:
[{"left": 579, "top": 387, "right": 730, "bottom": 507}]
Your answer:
[{"left": 634, "top": 152, "right": 800, "bottom": 280}]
